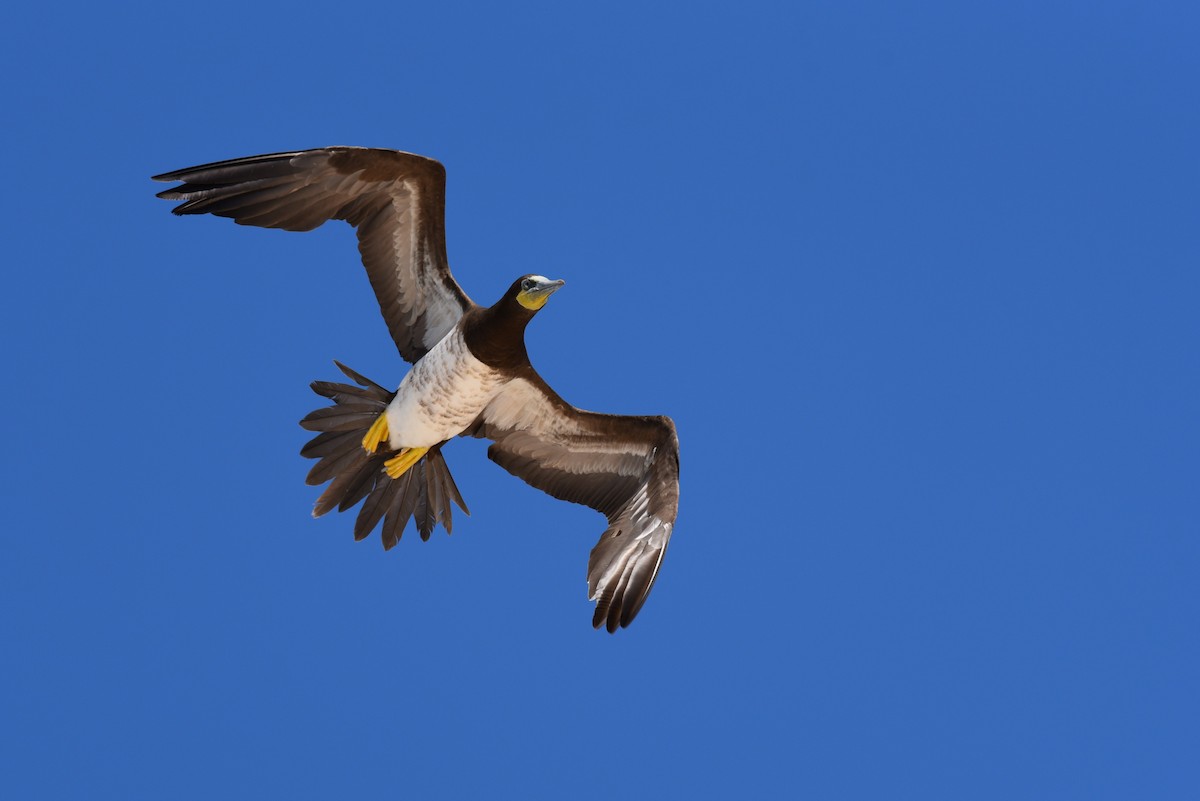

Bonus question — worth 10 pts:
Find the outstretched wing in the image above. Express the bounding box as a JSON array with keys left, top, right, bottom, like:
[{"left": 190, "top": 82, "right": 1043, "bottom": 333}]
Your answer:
[
  {"left": 468, "top": 373, "right": 680, "bottom": 632},
  {"left": 154, "top": 147, "right": 476, "bottom": 363}
]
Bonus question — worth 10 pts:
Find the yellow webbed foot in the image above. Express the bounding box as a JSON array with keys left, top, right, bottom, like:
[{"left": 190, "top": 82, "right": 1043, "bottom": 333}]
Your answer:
[
  {"left": 362, "top": 412, "right": 390, "bottom": 453},
  {"left": 384, "top": 446, "right": 429, "bottom": 479}
]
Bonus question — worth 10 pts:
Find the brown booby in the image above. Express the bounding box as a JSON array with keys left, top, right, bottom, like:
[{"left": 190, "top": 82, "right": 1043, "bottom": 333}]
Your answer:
[{"left": 153, "top": 147, "right": 679, "bottom": 632}]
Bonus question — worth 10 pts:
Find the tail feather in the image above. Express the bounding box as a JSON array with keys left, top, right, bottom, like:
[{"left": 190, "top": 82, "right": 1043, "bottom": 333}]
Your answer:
[
  {"left": 354, "top": 472, "right": 394, "bottom": 540},
  {"left": 312, "top": 450, "right": 379, "bottom": 517},
  {"left": 299, "top": 429, "right": 361, "bottom": 460},
  {"left": 300, "top": 362, "right": 469, "bottom": 547},
  {"left": 428, "top": 453, "right": 468, "bottom": 516},
  {"left": 330, "top": 360, "right": 391, "bottom": 393},
  {"left": 337, "top": 464, "right": 378, "bottom": 512},
  {"left": 413, "top": 468, "right": 432, "bottom": 538},
  {"left": 299, "top": 406, "right": 379, "bottom": 433},
  {"left": 383, "top": 469, "right": 421, "bottom": 548},
  {"left": 305, "top": 445, "right": 368, "bottom": 488}
]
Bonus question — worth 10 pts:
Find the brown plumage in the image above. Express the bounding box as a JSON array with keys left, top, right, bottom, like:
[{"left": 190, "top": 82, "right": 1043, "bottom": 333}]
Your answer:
[
  {"left": 154, "top": 146, "right": 680, "bottom": 632},
  {"left": 154, "top": 148, "right": 469, "bottom": 362}
]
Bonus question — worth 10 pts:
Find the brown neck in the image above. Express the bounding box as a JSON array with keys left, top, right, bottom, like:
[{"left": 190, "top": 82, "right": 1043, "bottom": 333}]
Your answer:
[{"left": 463, "top": 299, "right": 535, "bottom": 370}]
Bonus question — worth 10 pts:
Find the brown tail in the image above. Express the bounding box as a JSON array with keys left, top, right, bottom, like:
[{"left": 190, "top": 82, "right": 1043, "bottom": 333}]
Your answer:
[{"left": 299, "top": 361, "right": 469, "bottom": 548}]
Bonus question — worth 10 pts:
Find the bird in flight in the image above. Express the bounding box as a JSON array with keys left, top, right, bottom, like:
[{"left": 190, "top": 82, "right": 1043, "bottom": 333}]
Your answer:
[{"left": 153, "top": 147, "right": 679, "bottom": 631}]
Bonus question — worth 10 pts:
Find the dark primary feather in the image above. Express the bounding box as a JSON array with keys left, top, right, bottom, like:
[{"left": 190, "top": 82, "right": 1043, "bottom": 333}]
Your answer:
[
  {"left": 468, "top": 372, "right": 680, "bottom": 632},
  {"left": 153, "top": 147, "right": 477, "bottom": 363}
]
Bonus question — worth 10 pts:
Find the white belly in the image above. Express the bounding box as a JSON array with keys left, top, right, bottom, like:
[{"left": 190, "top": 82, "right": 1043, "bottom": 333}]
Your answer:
[{"left": 385, "top": 329, "right": 505, "bottom": 448}]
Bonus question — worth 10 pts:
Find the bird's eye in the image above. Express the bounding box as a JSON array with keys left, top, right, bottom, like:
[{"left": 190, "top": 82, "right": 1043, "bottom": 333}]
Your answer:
[{"left": 521, "top": 279, "right": 532, "bottom": 291}]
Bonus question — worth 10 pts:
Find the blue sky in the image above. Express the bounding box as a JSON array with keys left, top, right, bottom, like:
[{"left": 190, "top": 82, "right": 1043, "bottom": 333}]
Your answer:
[{"left": 2, "top": 1, "right": 1197, "bottom": 798}]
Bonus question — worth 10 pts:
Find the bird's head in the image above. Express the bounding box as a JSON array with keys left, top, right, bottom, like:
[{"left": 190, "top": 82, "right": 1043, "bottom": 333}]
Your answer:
[{"left": 510, "top": 274, "right": 565, "bottom": 312}]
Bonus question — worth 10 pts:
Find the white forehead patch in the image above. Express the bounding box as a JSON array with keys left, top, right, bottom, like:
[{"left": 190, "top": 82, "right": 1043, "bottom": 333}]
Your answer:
[{"left": 527, "top": 274, "right": 550, "bottom": 284}]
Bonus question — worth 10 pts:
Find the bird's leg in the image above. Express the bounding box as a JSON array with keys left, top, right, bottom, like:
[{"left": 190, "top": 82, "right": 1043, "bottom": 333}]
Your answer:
[
  {"left": 362, "top": 412, "right": 390, "bottom": 453},
  {"left": 383, "top": 447, "right": 429, "bottom": 479}
]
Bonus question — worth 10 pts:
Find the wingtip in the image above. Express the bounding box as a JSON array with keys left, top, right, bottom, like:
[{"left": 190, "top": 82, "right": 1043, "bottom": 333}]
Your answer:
[{"left": 591, "top": 602, "right": 626, "bottom": 633}]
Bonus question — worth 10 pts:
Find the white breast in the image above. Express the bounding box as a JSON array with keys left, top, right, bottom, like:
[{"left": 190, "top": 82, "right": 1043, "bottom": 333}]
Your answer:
[{"left": 385, "top": 329, "right": 505, "bottom": 448}]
